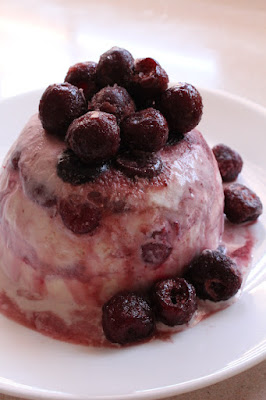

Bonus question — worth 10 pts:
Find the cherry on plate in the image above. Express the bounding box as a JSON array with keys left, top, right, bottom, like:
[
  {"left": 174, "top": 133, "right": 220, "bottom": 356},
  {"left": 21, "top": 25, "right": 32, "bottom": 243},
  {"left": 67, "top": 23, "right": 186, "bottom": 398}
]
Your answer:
[
  {"left": 184, "top": 249, "right": 242, "bottom": 302},
  {"left": 102, "top": 291, "right": 155, "bottom": 344},
  {"left": 224, "top": 183, "right": 263, "bottom": 223},
  {"left": 152, "top": 278, "right": 197, "bottom": 326},
  {"left": 212, "top": 144, "right": 243, "bottom": 182}
]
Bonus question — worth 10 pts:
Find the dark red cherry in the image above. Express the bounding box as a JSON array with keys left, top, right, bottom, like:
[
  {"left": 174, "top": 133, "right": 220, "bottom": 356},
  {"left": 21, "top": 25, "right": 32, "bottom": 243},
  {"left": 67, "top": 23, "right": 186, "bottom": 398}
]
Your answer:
[
  {"left": 156, "top": 83, "right": 203, "bottom": 135},
  {"left": 57, "top": 149, "right": 108, "bottom": 185},
  {"left": 212, "top": 144, "right": 243, "bottom": 182},
  {"left": 39, "top": 83, "right": 87, "bottom": 138},
  {"left": 90, "top": 85, "right": 135, "bottom": 124},
  {"left": 152, "top": 278, "right": 197, "bottom": 326},
  {"left": 102, "top": 291, "right": 155, "bottom": 344},
  {"left": 184, "top": 249, "right": 242, "bottom": 301},
  {"left": 66, "top": 111, "right": 120, "bottom": 164},
  {"left": 59, "top": 197, "right": 101, "bottom": 234},
  {"left": 130, "top": 57, "right": 169, "bottom": 104},
  {"left": 121, "top": 108, "right": 169, "bottom": 152},
  {"left": 115, "top": 151, "right": 163, "bottom": 178},
  {"left": 96, "top": 47, "right": 134, "bottom": 88},
  {"left": 141, "top": 242, "right": 172, "bottom": 267},
  {"left": 224, "top": 183, "right": 263, "bottom": 224},
  {"left": 64, "top": 61, "right": 98, "bottom": 100}
]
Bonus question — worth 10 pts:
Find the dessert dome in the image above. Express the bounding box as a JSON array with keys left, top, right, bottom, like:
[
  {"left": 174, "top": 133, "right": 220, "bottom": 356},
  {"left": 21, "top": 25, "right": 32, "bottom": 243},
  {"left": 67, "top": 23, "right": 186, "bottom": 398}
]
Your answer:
[
  {"left": 2, "top": 46, "right": 255, "bottom": 347},
  {"left": 0, "top": 113, "right": 224, "bottom": 345}
]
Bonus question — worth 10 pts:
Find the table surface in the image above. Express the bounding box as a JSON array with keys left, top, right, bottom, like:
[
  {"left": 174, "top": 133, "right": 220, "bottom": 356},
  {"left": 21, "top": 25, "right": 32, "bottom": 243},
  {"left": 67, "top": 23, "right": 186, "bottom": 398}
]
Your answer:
[{"left": 0, "top": 0, "right": 265, "bottom": 399}]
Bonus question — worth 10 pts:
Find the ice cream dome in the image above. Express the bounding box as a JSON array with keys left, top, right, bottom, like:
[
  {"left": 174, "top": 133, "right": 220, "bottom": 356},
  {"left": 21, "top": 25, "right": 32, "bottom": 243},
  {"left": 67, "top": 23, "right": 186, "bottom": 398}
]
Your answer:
[{"left": 0, "top": 47, "right": 258, "bottom": 347}]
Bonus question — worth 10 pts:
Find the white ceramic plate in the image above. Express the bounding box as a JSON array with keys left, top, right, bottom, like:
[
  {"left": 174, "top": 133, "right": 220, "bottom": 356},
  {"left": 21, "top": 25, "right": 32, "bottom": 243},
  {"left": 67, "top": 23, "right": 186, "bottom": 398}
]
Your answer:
[{"left": 0, "top": 89, "right": 265, "bottom": 400}]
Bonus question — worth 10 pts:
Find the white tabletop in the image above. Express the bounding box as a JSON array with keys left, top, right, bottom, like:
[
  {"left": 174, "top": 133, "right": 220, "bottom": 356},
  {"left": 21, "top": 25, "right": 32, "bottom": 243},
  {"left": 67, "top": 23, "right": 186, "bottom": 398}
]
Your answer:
[{"left": 0, "top": 0, "right": 265, "bottom": 399}]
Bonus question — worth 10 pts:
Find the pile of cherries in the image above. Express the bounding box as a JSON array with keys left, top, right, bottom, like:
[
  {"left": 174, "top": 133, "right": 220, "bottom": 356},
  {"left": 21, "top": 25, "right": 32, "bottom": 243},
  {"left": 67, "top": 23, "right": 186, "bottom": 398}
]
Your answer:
[
  {"left": 38, "top": 47, "right": 262, "bottom": 225},
  {"left": 102, "top": 249, "right": 242, "bottom": 345},
  {"left": 39, "top": 46, "right": 203, "bottom": 182}
]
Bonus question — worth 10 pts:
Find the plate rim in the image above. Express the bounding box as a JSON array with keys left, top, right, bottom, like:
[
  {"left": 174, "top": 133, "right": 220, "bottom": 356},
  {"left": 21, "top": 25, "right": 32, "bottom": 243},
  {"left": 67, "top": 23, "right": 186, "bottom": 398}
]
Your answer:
[
  {"left": 0, "top": 87, "right": 265, "bottom": 400},
  {"left": 0, "top": 351, "right": 265, "bottom": 400}
]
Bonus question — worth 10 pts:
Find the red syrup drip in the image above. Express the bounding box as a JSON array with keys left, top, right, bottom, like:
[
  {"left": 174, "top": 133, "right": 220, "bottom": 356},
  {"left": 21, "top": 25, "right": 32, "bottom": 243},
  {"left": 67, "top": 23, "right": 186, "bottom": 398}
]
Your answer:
[
  {"left": 221, "top": 219, "right": 255, "bottom": 272},
  {"left": 0, "top": 292, "right": 109, "bottom": 347},
  {"left": 230, "top": 238, "right": 254, "bottom": 261}
]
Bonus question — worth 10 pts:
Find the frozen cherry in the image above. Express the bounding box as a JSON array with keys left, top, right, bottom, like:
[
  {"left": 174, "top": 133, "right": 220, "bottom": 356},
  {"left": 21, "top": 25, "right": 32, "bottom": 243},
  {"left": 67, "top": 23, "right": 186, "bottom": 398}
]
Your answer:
[
  {"left": 224, "top": 183, "right": 263, "bottom": 224},
  {"left": 131, "top": 58, "right": 169, "bottom": 103},
  {"left": 39, "top": 83, "right": 87, "bottom": 138},
  {"left": 96, "top": 47, "right": 134, "bottom": 88},
  {"left": 121, "top": 108, "right": 169, "bottom": 152},
  {"left": 57, "top": 149, "right": 108, "bottom": 185},
  {"left": 64, "top": 61, "right": 98, "bottom": 100},
  {"left": 59, "top": 197, "right": 101, "bottom": 234},
  {"left": 102, "top": 291, "right": 155, "bottom": 344},
  {"left": 66, "top": 111, "right": 120, "bottom": 164},
  {"left": 141, "top": 242, "right": 172, "bottom": 267},
  {"left": 115, "top": 151, "right": 163, "bottom": 178},
  {"left": 184, "top": 250, "right": 242, "bottom": 301},
  {"left": 90, "top": 85, "right": 135, "bottom": 124},
  {"left": 213, "top": 144, "right": 243, "bottom": 182},
  {"left": 152, "top": 278, "right": 197, "bottom": 326},
  {"left": 156, "top": 83, "right": 203, "bottom": 135},
  {"left": 142, "top": 226, "right": 174, "bottom": 263}
]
